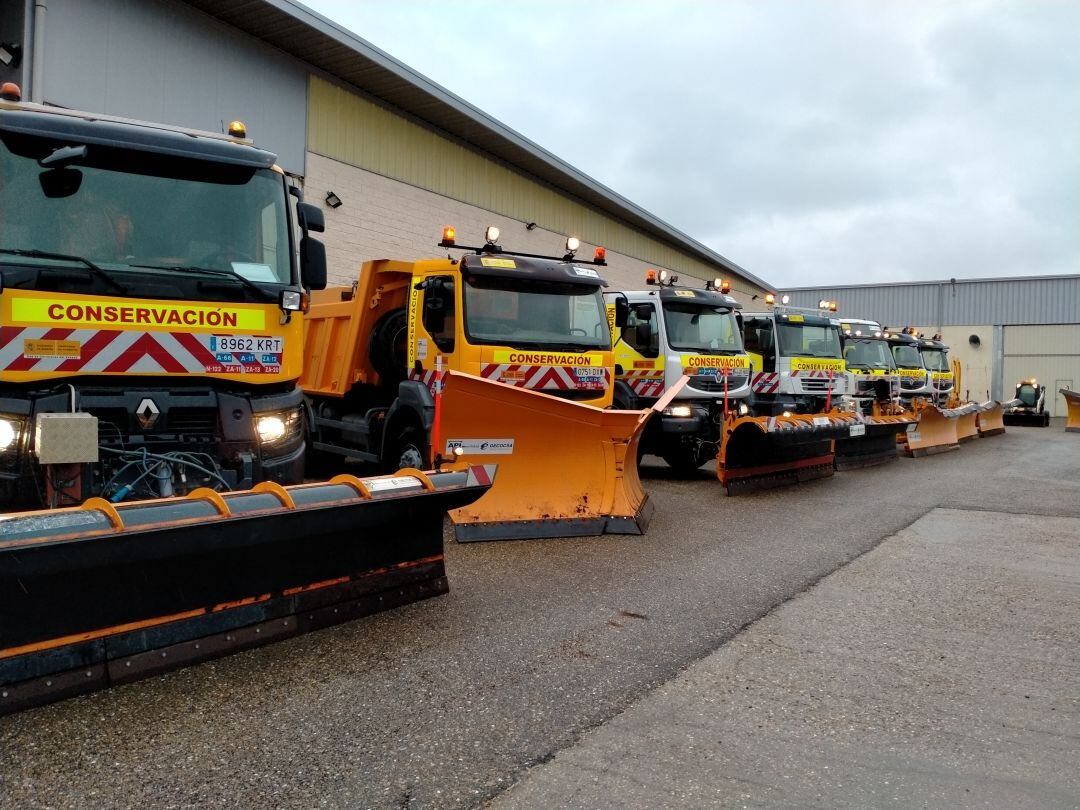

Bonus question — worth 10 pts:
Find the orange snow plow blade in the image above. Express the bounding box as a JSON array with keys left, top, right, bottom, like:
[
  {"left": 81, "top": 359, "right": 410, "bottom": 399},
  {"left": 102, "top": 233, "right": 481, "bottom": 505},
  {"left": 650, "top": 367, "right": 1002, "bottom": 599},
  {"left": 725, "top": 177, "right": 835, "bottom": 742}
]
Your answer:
[
  {"left": 1062, "top": 389, "right": 1080, "bottom": 432},
  {"left": 439, "top": 371, "right": 655, "bottom": 541},
  {"left": 717, "top": 412, "right": 866, "bottom": 493},
  {"left": 955, "top": 404, "right": 980, "bottom": 443},
  {"left": 976, "top": 400, "right": 1010, "bottom": 436},
  {"left": 899, "top": 404, "right": 960, "bottom": 457}
]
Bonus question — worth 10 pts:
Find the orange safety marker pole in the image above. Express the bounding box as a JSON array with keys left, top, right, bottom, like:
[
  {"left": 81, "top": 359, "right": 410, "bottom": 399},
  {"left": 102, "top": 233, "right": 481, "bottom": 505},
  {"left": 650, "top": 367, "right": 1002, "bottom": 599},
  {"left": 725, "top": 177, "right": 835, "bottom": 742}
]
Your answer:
[
  {"left": 825, "top": 370, "right": 833, "bottom": 411},
  {"left": 723, "top": 367, "right": 729, "bottom": 417},
  {"left": 431, "top": 355, "right": 443, "bottom": 467}
]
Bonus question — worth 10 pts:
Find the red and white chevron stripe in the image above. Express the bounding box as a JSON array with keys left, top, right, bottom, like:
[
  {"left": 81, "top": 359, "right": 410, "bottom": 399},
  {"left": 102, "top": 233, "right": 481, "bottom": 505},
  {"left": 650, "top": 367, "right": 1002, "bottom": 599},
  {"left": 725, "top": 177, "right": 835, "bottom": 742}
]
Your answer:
[
  {"left": 0, "top": 327, "right": 283, "bottom": 375},
  {"left": 480, "top": 363, "right": 610, "bottom": 392},
  {"left": 622, "top": 369, "right": 665, "bottom": 398},
  {"left": 752, "top": 372, "right": 780, "bottom": 394}
]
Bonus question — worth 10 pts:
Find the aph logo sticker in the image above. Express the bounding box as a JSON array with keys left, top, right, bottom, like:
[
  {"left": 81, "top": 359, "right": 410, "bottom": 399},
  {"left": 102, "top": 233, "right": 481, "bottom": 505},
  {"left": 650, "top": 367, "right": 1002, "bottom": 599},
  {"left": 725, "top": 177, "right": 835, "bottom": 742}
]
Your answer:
[{"left": 444, "top": 438, "right": 515, "bottom": 456}]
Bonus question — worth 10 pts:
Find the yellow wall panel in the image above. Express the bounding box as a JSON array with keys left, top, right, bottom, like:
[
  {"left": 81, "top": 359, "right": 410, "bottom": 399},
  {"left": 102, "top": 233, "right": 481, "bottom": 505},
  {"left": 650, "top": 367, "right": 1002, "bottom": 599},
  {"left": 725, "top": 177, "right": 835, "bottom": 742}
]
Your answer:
[{"left": 307, "top": 75, "right": 764, "bottom": 297}]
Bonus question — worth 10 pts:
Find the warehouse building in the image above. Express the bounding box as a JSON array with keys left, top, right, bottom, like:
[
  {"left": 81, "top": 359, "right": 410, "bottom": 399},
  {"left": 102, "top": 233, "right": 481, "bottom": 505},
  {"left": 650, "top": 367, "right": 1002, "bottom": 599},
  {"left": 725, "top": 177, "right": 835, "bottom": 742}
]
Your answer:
[
  {"left": 785, "top": 275, "right": 1080, "bottom": 416},
  {"left": 0, "top": 0, "right": 771, "bottom": 301}
]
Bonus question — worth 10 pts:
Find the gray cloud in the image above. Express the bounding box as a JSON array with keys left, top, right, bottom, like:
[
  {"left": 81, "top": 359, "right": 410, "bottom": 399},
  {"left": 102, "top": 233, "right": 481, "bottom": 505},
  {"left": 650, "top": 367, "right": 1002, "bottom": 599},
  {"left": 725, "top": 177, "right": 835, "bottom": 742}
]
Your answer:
[{"left": 305, "top": 0, "right": 1080, "bottom": 286}]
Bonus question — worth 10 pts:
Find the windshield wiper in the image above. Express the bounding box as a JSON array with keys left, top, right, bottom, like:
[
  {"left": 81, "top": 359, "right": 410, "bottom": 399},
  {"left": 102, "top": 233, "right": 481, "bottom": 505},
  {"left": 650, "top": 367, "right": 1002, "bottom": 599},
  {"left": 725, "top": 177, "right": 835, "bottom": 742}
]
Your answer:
[
  {"left": 130, "top": 264, "right": 276, "bottom": 302},
  {"left": 0, "top": 248, "right": 128, "bottom": 293}
]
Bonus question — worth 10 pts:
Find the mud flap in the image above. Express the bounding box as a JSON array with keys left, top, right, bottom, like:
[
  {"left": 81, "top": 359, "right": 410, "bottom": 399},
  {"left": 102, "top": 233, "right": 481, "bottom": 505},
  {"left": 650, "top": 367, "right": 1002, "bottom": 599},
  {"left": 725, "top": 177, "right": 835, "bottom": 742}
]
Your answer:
[
  {"left": 438, "top": 371, "right": 653, "bottom": 542},
  {"left": 717, "top": 413, "right": 863, "bottom": 493},
  {"left": 900, "top": 405, "right": 961, "bottom": 456},
  {"left": 834, "top": 414, "right": 916, "bottom": 470},
  {"left": 0, "top": 467, "right": 492, "bottom": 715},
  {"left": 1060, "top": 389, "right": 1080, "bottom": 432}
]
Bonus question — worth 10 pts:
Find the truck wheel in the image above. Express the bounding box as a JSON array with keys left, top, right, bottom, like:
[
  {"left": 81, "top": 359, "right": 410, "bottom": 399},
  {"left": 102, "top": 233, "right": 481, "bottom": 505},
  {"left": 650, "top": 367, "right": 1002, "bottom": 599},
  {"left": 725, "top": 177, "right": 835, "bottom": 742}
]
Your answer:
[
  {"left": 388, "top": 426, "right": 428, "bottom": 472},
  {"left": 661, "top": 443, "right": 708, "bottom": 473}
]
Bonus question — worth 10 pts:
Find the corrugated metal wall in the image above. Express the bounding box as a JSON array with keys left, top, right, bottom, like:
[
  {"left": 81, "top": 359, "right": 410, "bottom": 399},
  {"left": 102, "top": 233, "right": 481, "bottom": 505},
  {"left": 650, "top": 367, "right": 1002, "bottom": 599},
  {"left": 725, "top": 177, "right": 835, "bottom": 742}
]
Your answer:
[
  {"left": 785, "top": 276, "right": 1080, "bottom": 328},
  {"left": 39, "top": 0, "right": 309, "bottom": 173},
  {"left": 307, "top": 76, "right": 764, "bottom": 297}
]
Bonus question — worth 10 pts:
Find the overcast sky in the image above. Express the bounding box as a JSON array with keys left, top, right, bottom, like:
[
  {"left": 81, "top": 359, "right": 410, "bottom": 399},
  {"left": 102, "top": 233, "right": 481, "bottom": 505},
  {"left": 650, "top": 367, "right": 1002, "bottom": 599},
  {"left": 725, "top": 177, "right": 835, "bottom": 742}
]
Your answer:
[{"left": 304, "top": 0, "right": 1079, "bottom": 287}]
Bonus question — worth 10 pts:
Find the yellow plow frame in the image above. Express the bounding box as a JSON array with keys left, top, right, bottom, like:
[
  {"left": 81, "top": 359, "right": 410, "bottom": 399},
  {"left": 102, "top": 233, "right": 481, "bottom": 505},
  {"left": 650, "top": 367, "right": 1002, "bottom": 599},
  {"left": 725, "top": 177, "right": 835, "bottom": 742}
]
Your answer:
[
  {"left": 1062, "top": 388, "right": 1080, "bottom": 432},
  {"left": 438, "top": 371, "right": 664, "bottom": 541}
]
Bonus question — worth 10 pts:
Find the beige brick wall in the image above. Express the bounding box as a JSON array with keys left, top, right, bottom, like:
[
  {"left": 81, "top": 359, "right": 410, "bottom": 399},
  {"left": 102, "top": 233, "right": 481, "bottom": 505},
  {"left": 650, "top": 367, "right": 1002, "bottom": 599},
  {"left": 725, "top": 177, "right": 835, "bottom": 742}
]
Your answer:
[{"left": 303, "top": 152, "right": 745, "bottom": 298}]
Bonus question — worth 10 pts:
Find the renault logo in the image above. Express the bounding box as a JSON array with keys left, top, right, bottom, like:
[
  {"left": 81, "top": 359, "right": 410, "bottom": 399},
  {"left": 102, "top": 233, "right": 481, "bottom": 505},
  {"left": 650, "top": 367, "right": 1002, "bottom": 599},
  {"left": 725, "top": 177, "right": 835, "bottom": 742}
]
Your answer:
[{"left": 136, "top": 398, "right": 160, "bottom": 429}]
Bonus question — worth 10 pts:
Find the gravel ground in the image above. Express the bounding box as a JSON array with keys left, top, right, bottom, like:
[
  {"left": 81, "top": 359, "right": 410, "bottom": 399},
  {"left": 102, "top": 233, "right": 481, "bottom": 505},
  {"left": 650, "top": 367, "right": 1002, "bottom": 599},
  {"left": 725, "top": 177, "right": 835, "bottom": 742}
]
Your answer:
[{"left": 1, "top": 425, "right": 1078, "bottom": 808}]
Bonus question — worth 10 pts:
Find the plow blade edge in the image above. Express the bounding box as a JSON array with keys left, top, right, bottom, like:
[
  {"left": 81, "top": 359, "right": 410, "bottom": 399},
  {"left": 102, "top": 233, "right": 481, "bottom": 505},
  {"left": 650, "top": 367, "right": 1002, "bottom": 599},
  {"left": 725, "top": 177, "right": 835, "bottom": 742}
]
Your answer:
[
  {"left": 977, "top": 400, "right": 1016, "bottom": 435},
  {"left": 717, "top": 413, "right": 862, "bottom": 493},
  {"left": 440, "top": 372, "right": 653, "bottom": 541},
  {"left": 1060, "top": 389, "right": 1080, "bottom": 433},
  {"left": 0, "top": 467, "right": 491, "bottom": 715}
]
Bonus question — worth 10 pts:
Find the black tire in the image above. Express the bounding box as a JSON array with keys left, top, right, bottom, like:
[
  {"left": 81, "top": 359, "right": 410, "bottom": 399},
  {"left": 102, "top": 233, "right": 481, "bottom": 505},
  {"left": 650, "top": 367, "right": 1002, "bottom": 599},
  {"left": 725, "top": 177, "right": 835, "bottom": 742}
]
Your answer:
[
  {"left": 661, "top": 442, "right": 709, "bottom": 473},
  {"left": 369, "top": 308, "right": 409, "bottom": 389},
  {"left": 386, "top": 425, "right": 429, "bottom": 472}
]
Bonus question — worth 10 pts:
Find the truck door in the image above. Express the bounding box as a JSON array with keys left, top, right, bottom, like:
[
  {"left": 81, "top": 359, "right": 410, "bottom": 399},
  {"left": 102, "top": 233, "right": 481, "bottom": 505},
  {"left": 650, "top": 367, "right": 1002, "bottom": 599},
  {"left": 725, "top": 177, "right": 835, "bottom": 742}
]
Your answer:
[
  {"left": 615, "top": 303, "right": 664, "bottom": 401},
  {"left": 408, "top": 274, "right": 459, "bottom": 389}
]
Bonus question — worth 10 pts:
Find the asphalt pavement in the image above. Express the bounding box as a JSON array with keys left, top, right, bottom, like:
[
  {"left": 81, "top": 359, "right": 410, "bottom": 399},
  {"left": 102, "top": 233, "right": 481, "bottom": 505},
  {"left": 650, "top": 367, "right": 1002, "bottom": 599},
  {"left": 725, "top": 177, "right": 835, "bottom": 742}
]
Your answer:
[{"left": 2, "top": 424, "right": 1078, "bottom": 809}]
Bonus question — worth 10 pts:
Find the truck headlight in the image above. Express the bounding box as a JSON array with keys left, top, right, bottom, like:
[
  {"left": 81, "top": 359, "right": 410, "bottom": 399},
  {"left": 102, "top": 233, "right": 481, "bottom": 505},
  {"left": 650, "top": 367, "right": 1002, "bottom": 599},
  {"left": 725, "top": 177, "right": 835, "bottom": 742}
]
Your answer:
[
  {"left": 255, "top": 407, "right": 302, "bottom": 445},
  {"left": 663, "top": 404, "right": 693, "bottom": 418},
  {"left": 738, "top": 402, "right": 749, "bottom": 416},
  {"left": 0, "top": 416, "right": 23, "bottom": 451}
]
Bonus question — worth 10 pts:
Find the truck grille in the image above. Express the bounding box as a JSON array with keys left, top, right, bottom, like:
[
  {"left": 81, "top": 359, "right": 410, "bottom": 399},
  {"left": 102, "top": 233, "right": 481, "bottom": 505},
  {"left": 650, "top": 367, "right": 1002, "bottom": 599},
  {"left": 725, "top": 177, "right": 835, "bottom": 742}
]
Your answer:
[
  {"left": 687, "top": 371, "right": 749, "bottom": 393},
  {"left": 92, "top": 406, "right": 218, "bottom": 445},
  {"left": 799, "top": 378, "right": 842, "bottom": 392},
  {"left": 900, "top": 377, "right": 923, "bottom": 390}
]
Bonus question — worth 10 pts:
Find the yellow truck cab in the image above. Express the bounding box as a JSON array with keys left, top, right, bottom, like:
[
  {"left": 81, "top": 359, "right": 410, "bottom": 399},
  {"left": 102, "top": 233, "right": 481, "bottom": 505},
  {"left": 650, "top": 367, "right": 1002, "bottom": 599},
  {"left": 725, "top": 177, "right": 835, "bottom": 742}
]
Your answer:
[
  {"left": 301, "top": 227, "right": 621, "bottom": 470},
  {"left": 0, "top": 86, "right": 327, "bottom": 505},
  {"left": 838, "top": 318, "right": 900, "bottom": 413},
  {"left": 605, "top": 271, "right": 750, "bottom": 471},
  {"left": 884, "top": 327, "right": 934, "bottom": 405},
  {"left": 741, "top": 298, "right": 847, "bottom": 415}
]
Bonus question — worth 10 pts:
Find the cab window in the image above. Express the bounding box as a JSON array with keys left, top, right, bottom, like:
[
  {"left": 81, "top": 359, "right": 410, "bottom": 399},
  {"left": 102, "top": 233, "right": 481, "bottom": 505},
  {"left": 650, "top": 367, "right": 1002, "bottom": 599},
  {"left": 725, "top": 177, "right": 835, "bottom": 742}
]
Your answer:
[
  {"left": 422, "top": 276, "right": 456, "bottom": 352},
  {"left": 742, "top": 316, "right": 776, "bottom": 372},
  {"left": 622, "top": 303, "right": 659, "bottom": 358}
]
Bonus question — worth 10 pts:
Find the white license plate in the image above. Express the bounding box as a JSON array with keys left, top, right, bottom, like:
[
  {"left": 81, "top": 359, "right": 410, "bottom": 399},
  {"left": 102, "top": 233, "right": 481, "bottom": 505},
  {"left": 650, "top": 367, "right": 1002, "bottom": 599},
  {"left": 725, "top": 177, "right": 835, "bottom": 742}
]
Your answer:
[
  {"left": 210, "top": 335, "right": 284, "bottom": 354},
  {"left": 849, "top": 423, "right": 866, "bottom": 437}
]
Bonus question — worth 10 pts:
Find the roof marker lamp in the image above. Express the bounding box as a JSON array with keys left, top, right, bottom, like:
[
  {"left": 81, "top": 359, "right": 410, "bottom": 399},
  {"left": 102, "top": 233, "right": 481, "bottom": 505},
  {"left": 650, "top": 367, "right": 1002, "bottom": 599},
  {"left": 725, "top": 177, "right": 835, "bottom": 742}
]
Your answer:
[
  {"left": 0, "top": 81, "right": 21, "bottom": 102},
  {"left": 227, "top": 120, "right": 247, "bottom": 138},
  {"left": 564, "top": 236, "right": 580, "bottom": 258},
  {"left": 765, "top": 293, "right": 776, "bottom": 306},
  {"left": 441, "top": 225, "right": 456, "bottom": 246},
  {"left": 485, "top": 225, "right": 501, "bottom": 244},
  {"left": 818, "top": 299, "right": 829, "bottom": 309},
  {"left": 645, "top": 269, "right": 658, "bottom": 285},
  {"left": 593, "top": 246, "right": 606, "bottom": 263},
  {"left": 829, "top": 301, "right": 839, "bottom": 312},
  {"left": 781, "top": 294, "right": 790, "bottom": 304}
]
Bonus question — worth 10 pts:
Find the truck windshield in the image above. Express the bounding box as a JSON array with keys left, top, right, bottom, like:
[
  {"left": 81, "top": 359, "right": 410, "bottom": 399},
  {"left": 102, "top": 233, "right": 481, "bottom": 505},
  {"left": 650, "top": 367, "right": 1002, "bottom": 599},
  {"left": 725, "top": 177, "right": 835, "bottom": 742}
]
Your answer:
[
  {"left": 891, "top": 345, "right": 923, "bottom": 368},
  {"left": 0, "top": 133, "right": 292, "bottom": 293},
  {"left": 843, "top": 339, "right": 894, "bottom": 370},
  {"left": 921, "top": 348, "right": 949, "bottom": 371},
  {"left": 662, "top": 302, "right": 741, "bottom": 352},
  {"left": 776, "top": 322, "right": 841, "bottom": 359},
  {"left": 463, "top": 275, "right": 609, "bottom": 350}
]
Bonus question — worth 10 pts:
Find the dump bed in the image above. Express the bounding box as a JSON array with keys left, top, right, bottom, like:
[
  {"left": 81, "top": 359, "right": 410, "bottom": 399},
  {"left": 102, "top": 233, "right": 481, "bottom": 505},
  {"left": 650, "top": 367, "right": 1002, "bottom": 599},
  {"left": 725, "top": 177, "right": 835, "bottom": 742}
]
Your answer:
[{"left": 301, "top": 259, "right": 414, "bottom": 397}]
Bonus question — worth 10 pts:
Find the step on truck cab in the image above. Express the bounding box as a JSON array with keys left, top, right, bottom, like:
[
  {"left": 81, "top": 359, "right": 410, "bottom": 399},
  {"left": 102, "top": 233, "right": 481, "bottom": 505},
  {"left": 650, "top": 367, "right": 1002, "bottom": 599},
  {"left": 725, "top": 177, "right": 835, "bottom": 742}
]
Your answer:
[
  {"left": 301, "top": 227, "right": 622, "bottom": 471},
  {"left": 0, "top": 86, "right": 327, "bottom": 506},
  {"left": 838, "top": 318, "right": 899, "bottom": 414},
  {"left": 741, "top": 296, "right": 847, "bottom": 415},
  {"left": 605, "top": 270, "right": 750, "bottom": 471},
  {"left": 884, "top": 327, "right": 933, "bottom": 406}
]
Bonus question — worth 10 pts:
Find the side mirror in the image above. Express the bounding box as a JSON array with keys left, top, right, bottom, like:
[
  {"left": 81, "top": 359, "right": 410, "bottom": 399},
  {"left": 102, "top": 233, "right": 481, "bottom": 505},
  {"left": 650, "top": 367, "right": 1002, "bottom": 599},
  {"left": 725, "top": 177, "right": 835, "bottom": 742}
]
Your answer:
[
  {"left": 300, "top": 235, "right": 327, "bottom": 290},
  {"left": 297, "top": 202, "right": 325, "bottom": 233},
  {"left": 39, "top": 168, "right": 83, "bottom": 198},
  {"left": 613, "top": 296, "right": 629, "bottom": 328}
]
